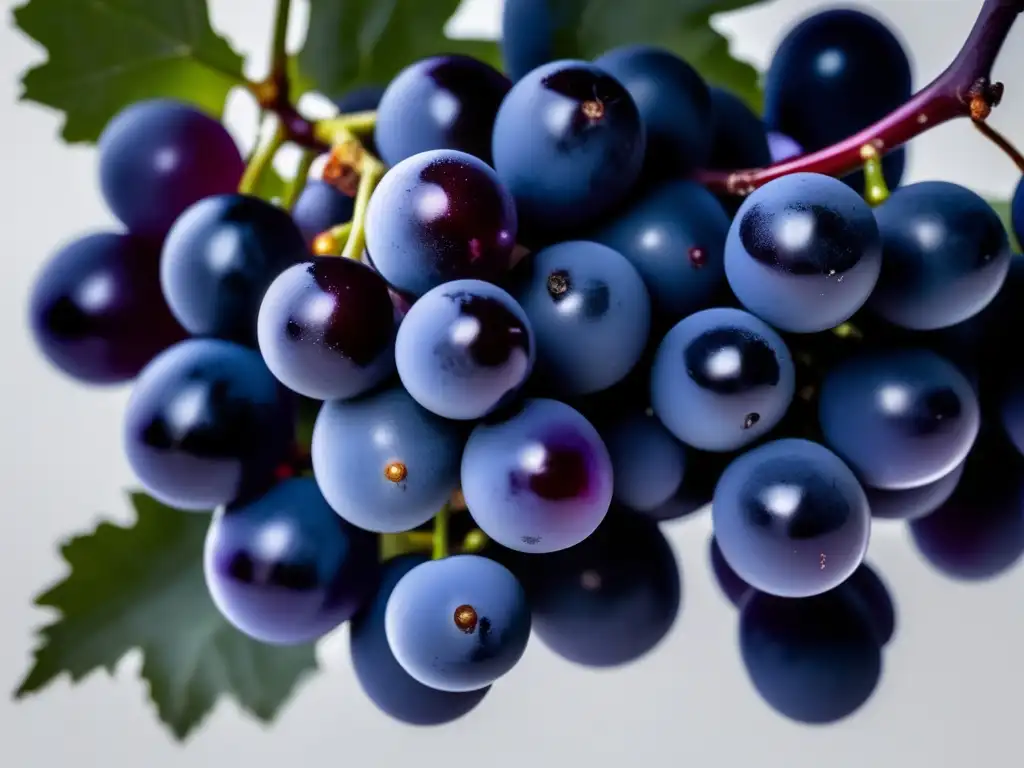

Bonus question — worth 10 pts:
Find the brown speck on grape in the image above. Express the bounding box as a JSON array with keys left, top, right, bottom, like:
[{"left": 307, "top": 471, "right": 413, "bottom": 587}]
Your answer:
[
  {"left": 688, "top": 247, "right": 707, "bottom": 268},
  {"left": 547, "top": 270, "right": 570, "bottom": 297},
  {"left": 581, "top": 99, "right": 605, "bottom": 120},
  {"left": 743, "top": 413, "right": 760, "bottom": 429},
  {"left": 384, "top": 461, "right": 407, "bottom": 483},
  {"left": 454, "top": 604, "right": 478, "bottom": 633}
]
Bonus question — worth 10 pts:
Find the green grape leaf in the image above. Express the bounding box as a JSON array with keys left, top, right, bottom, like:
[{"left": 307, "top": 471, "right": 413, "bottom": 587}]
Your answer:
[
  {"left": 525, "top": 0, "right": 763, "bottom": 112},
  {"left": 988, "top": 200, "right": 1022, "bottom": 252},
  {"left": 12, "top": 0, "right": 247, "bottom": 143},
  {"left": 296, "top": 0, "right": 502, "bottom": 100},
  {"left": 15, "top": 493, "right": 317, "bottom": 740}
]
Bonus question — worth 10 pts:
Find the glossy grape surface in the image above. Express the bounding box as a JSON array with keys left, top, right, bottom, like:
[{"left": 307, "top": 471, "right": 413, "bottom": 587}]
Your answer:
[
  {"left": 589, "top": 180, "right": 729, "bottom": 322},
  {"left": 396, "top": 279, "right": 534, "bottom": 420},
  {"left": 364, "top": 149, "right": 518, "bottom": 298},
  {"left": 868, "top": 182, "right": 1010, "bottom": 330},
  {"left": 374, "top": 55, "right": 510, "bottom": 166},
  {"left": 384, "top": 555, "right": 531, "bottom": 692},
  {"left": 204, "top": 478, "right": 380, "bottom": 645},
  {"left": 29, "top": 232, "right": 186, "bottom": 384},
  {"left": 601, "top": 412, "right": 687, "bottom": 513},
  {"left": 350, "top": 555, "right": 489, "bottom": 724},
  {"left": 818, "top": 349, "right": 980, "bottom": 490},
  {"left": 461, "top": 398, "right": 613, "bottom": 553},
  {"left": 763, "top": 9, "right": 911, "bottom": 194},
  {"left": 311, "top": 386, "right": 465, "bottom": 533},
  {"left": 712, "top": 438, "right": 871, "bottom": 598},
  {"left": 98, "top": 100, "right": 244, "bottom": 239},
  {"left": 257, "top": 258, "right": 396, "bottom": 401},
  {"left": 650, "top": 308, "right": 795, "bottom": 452},
  {"left": 291, "top": 181, "right": 355, "bottom": 247},
  {"left": 708, "top": 87, "right": 771, "bottom": 171},
  {"left": 124, "top": 338, "right": 295, "bottom": 511},
  {"left": 160, "top": 194, "right": 307, "bottom": 343},
  {"left": 511, "top": 241, "right": 650, "bottom": 395},
  {"left": 491, "top": 59, "right": 645, "bottom": 233},
  {"left": 519, "top": 510, "right": 680, "bottom": 667},
  {"left": 724, "top": 172, "right": 882, "bottom": 333},
  {"left": 864, "top": 461, "right": 964, "bottom": 521}
]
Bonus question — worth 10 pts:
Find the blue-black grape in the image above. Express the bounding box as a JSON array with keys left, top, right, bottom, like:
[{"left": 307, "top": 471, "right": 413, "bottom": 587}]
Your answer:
[
  {"left": 763, "top": 9, "right": 911, "bottom": 194},
  {"left": 519, "top": 509, "right": 680, "bottom": 667},
  {"left": 461, "top": 398, "right": 613, "bottom": 554},
  {"left": 350, "top": 555, "right": 489, "bottom": 724},
  {"left": 587, "top": 180, "right": 730, "bottom": 322},
  {"left": 384, "top": 555, "right": 531, "bottom": 692},
  {"left": 204, "top": 477, "right": 379, "bottom": 645},
  {"left": 868, "top": 182, "right": 1010, "bottom": 330},
  {"left": 257, "top": 258, "right": 395, "bottom": 401},
  {"left": 865, "top": 461, "right": 964, "bottom": 521},
  {"left": 594, "top": 45, "right": 711, "bottom": 175},
  {"left": 29, "top": 232, "right": 186, "bottom": 385},
  {"left": 739, "top": 586, "right": 883, "bottom": 724},
  {"left": 712, "top": 438, "right": 871, "bottom": 598},
  {"left": 650, "top": 308, "right": 796, "bottom": 452},
  {"left": 601, "top": 412, "right": 687, "bottom": 514},
  {"left": 500, "top": 0, "right": 564, "bottom": 81},
  {"left": 910, "top": 427, "right": 1024, "bottom": 580},
  {"left": 334, "top": 85, "right": 385, "bottom": 113},
  {"left": 311, "top": 386, "right": 464, "bottom": 533},
  {"left": 708, "top": 87, "right": 772, "bottom": 171},
  {"left": 160, "top": 194, "right": 307, "bottom": 343},
  {"left": 395, "top": 279, "right": 534, "bottom": 420},
  {"left": 818, "top": 349, "right": 980, "bottom": 490},
  {"left": 635, "top": 446, "right": 735, "bottom": 522},
  {"left": 291, "top": 181, "right": 355, "bottom": 247},
  {"left": 511, "top": 241, "right": 650, "bottom": 395},
  {"left": 364, "top": 149, "right": 518, "bottom": 298},
  {"left": 491, "top": 60, "right": 645, "bottom": 234},
  {"left": 767, "top": 131, "right": 802, "bottom": 163},
  {"left": 374, "top": 55, "right": 510, "bottom": 166},
  {"left": 1013, "top": 178, "right": 1023, "bottom": 247},
  {"left": 124, "top": 338, "right": 295, "bottom": 511},
  {"left": 724, "top": 172, "right": 882, "bottom": 333},
  {"left": 98, "top": 100, "right": 244, "bottom": 239}
]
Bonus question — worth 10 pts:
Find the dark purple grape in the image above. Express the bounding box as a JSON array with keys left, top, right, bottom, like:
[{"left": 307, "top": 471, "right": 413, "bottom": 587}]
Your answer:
[
  {"left": 291, "top": 181, "right": 355, "bottom": 247},
  {"left": 160, "top": 194, "right": 307, "bottom": 344},
  {"left": 864, "top": 461, "right": 964, "bottom": 520},
  {"left": 350, "top": 555, "right": 489, "bottom": 724},
  {"left": 29, "top": 232, "right": 186, "bottom": 384},
  {"left": 364, "top": 149, "right": 518, "bottom": 297},
  {"left": 601, "top": 412, "right": 687, "bottom": 514},
  {"left": 374, "top": 55, "right": 511, "bottom": 166},
  {"left": 257, "top": 258, "right": 396, "bottom": 401},
  {"left": 739, "top": 586, "right": 883, "bottom": 724},
  {"left": 518, "top": 509, "right": 680, "bottom": 667},
  {"left": 461, "top": 398, "right": 614, "bottom": 553},
  {"left": 712, "top": 438, "right": 871, "bottom": 598},
  {"left": 708, "top": 87, "right": 771, "bottom": 171},
  {"left": 334, "top": 85, "right": 385, "bottom": 113},
  {"left": 124, "top": 338, "right": 295, "bottom": 511},
  {"left": 98, "top": 100, "right": 244, "bottom": 239},
  {"left": 204, "top": 477, "right": 380, "bottom": 645}
]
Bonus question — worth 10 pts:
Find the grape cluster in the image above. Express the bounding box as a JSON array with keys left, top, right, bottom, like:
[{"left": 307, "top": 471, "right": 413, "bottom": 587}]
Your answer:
[{"left": 28, "top": 5, "right": 1024, "bottom": 727}]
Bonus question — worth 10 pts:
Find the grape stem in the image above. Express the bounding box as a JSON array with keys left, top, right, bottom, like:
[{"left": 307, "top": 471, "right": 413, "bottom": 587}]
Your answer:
[
  {"left": 973, "top": 118, "right": 1024, "bottom": 172},
  {"left": 238, "top": 120, "right": 286, "bottom": 195},
  {"left": 282, "top": 149, "right": 315, "bottom": 209},
  {"left": 341, "top": 155, "right": 385, "bottom": 261},
  {"left": 860, "top": 146, "right": 891, "bottom": 206},
  {"left": 696, "top": 0, "right": 1024, "bottom": 195},
  {"left": 432, "top": 506, "right": 450, "bottom": 560}
]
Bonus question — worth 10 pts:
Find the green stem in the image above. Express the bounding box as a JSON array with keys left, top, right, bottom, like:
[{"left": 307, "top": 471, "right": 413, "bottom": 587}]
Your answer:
[
  {"left": 432, "top": 506, "right": 450, "bottom": 560},
  {"left": 239, "top": 122, "right": 286, "bottom": 196},
  {"left": 282, "top": 149, "right": 315, "bottom": 210},
  {"left": 341, "top": 155, "right": 385, "bottom": 261},
  {"left": 312, "top": 221, "right": 353, "bottom": 256},
  {"left": 313, "top": 112, "right": 378, "bottom": 146},
  {"left": 269, "top": 0, "right": 293, "bottom": 81},
  {"left": 860, "top": 145, "right": 890, "bottom": 207},
  {"left": 459, "top": 529, "right": 489, "bottom": 554}
]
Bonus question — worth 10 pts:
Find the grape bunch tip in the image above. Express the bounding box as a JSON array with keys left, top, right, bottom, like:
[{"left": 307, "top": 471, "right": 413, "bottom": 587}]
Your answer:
[{"left": 23, "top": 0, "right": 1024, "bottom": 730}]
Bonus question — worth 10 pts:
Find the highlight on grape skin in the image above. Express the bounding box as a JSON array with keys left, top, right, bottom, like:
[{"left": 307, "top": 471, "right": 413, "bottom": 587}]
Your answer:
[
  {"left": 712, "top": 438, "right": 871, "bottom": 599},
  {"left": 461, "top": 398, "right": 614, "bottom": 554}
]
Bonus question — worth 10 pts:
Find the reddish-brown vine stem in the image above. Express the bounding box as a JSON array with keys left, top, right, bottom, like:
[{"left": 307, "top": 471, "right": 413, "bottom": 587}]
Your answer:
[{"left": 696, "top": 0, "right": 1024, "bottom": 195}]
